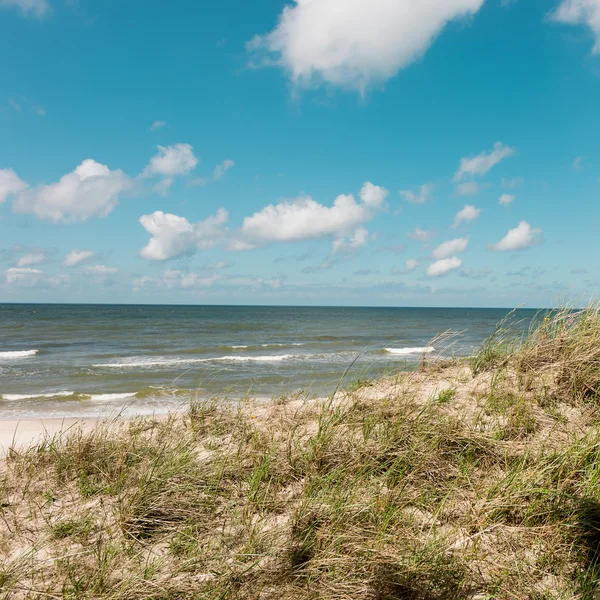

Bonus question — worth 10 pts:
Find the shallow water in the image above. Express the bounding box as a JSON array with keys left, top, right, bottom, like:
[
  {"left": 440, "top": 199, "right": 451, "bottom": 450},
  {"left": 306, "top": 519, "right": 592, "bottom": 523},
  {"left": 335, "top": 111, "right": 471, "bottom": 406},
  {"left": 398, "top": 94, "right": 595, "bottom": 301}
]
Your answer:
[{"left": 0, "top": 304, "right": 537, "bottom": 419}]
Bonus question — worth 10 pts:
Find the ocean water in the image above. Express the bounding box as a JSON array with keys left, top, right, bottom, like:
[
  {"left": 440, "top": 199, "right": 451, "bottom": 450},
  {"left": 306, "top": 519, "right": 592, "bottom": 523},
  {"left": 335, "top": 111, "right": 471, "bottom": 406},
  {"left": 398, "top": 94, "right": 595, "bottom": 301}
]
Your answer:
[{"left": 0, "top": 304, "right": 537, "bottom": 419}]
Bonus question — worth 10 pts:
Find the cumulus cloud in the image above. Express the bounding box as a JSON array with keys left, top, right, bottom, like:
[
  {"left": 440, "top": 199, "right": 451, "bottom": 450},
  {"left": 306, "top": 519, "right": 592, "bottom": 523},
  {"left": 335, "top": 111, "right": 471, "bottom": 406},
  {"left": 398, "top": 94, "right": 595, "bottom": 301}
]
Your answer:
[
  {"left": 0, "top": 0, "right": 49, "bottom": 18},
  {"left": 405, "top": 258, "right": 420, "bottom": 272},
  {"left": 248, "top": 0, "right": 485, "bottom": 92},
  {"left": 63, "top": 249, "right": 94, "bottom": 267},
  {"left": 142, "top": 143, "right": 198, "bottom": 193},
  {"left": 454, "top": 142, "right": 515, "bottom": 181},
  {"left": 12, "top": 159, "right": 132, "bottom": 223},
  {"left": 0, "top": 168, "right": 28, "bottom": 203},
  {"left": 241, "top": 182, "right": 386, "bottom": 247},
  {"left": 489, "top": 221, "right": 541, "bottom": 251},
  {"left": 359, "top": 181, "right": 389, "bottom": 208},
  {"left": 407, "top": 227, "right": 434, "bottom": 243},
  {"left": 550, "top": 0, "right": 600, "bottom": 54},
  {"left": 150, "top": 120, "right": 167, "bottom": 131},
  {"left": 17, "top": 252, "right": 45, "bottom": 267},
  {"left": 432, "top": 237, "right": 469, "bottom": 260},
  {"left": 139, "top": 182, "right": 386, "bottom": 260},
  {"left": 452, "top": 204, "right": 481, "bottom": 228},
  {"left": 139, "top": 209, "right": 229, "bottom": 261},
  {"left": 143, "top": 144, "right": 198, "bottom": 178},
  {"left": 399, "top": 183, "right": 433, "bottom": 204},
  {"left": 332, "top": 226, "right": 369, "bottom": 254},
  {"left": 427, "top": 257, "right": 462, "bottom": 277},
  {"left": 498, "top": 193, "right": 515, "bottom": 206}
]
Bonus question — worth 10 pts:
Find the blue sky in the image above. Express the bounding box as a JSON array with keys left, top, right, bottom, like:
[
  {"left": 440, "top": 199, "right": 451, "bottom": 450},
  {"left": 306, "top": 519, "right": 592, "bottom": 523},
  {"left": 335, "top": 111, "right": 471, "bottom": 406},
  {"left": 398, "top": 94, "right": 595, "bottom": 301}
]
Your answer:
[{"left": 1, "top": 0, "right": 599, "bottom": 307}]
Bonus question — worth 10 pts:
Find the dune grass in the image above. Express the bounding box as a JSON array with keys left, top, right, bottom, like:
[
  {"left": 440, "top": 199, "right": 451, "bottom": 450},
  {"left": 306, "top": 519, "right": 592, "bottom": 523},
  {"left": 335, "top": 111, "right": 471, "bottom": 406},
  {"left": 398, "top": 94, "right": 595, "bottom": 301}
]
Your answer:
[{"left": 2, "top": 308, "right": 600, "bottom": 598}]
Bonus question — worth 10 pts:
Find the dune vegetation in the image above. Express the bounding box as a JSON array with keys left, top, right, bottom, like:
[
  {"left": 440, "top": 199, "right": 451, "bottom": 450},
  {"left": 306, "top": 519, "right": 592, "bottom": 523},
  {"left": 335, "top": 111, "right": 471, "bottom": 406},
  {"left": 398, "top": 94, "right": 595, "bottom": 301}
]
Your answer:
[{"left": 2, "top": 307, "right": 600, "bottom": 598}]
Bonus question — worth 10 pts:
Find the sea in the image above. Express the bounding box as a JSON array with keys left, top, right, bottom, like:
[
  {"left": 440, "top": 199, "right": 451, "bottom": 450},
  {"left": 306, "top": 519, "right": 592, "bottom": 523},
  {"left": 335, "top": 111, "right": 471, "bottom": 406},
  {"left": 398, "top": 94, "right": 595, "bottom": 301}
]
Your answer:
[{"left": 0, "top": 304, "right": 538, "bottom": 420}]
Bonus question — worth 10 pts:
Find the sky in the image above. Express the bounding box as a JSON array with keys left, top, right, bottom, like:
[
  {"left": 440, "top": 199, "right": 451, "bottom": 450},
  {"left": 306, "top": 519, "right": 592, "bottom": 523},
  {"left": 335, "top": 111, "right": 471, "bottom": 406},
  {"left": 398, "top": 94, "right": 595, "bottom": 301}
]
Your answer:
[{"left": 0, "top": 0, "right": 599, "bottom": 308}]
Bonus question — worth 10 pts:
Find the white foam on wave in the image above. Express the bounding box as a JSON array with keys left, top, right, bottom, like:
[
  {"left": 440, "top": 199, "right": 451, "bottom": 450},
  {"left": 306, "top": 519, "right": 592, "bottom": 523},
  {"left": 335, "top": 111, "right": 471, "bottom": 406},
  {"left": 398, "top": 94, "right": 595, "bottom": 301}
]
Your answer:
[
  {"left": 88, "top": 392, "right": 138, "bottom": 402},
  {"left": 94, "top": 354, "right": 299, "bottom": 368},
  {"left": 231, "top": 345, "right": 248, "bottom": 349},
  {"left": 216, "top": 354, "right": 295, "bottom": 362},
  {"left": 2, "top": 391, "right": 75, "bottom": 401},
  {"left": 0, "top": 350, "right": 38, "bottom": 359},
  {"left": 385, "top": 346, "right": 435, "bottom": 355},
  {"left": 93, "top": 357, "right": 205, "bottom": 368}
]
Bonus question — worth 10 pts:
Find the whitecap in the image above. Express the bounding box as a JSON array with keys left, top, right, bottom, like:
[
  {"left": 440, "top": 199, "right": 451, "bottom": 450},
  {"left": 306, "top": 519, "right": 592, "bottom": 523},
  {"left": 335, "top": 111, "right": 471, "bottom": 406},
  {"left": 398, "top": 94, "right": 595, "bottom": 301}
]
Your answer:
[
  {"left": 94, "top": 354, "right": 299, "bottom": 368},
  {"left": 88, "top": 392, "right": 138, "bottom": 402},
  {"left": 0, "top": 350, "right": 38, "bottom": 359},
  {"left": 213, "top": 354, "right": 295, "bottom": 362},
  {"left": 385, "top": 347, "right": 435, "bottom": 355},
  {"left": 2, "top": 391, "right": 75, "bottom": 401},
  {"left": 93, "top": 357, "right": 205, "bottom": 368}
]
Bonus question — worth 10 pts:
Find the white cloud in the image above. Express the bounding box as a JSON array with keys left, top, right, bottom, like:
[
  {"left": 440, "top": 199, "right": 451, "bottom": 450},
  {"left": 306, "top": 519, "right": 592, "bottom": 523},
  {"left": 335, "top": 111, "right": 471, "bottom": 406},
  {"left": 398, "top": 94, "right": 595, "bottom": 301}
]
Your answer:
[
  {"left": 550, "top": 0, "right": 600, "bottom": 54},
  {"left": 0, "top": 0, "right": 49, "bottom": 18},
  {"left": 432, "top": 237, "right": 469, "bottom": 260},
  {"left": 134, "top": 270, "right": 221, "bottom": 290},
  {"left": 498, "top": 193, "right": 515, "bottom": 206},
  {"left": 489, "top": 221, "right": 541, "bottom": 251},
  {"left": 17, "top": 252, "right": 45, "bottom": 267},
  {"left": 452, "top": 204, "right": 481, "bottom": 228},
  {"left": 63, "top": 249, "right": 94, "bottom": 267},
  {"left": 139, "top": 182, "right": 386, "bottom": 260},
  {"left": 454, "top": 142, "right": 515, "bottom": 181},
  {"left": 139, "top": 209, "right": 229, "bottom": 261},
  {"left": 4, "top": 267, "right": 41, "bottom": 284},
  {"left": 143, "top": 143, "right": 198, "bottom": 178},
  {"left": 241, "top": 182, "right": 386, "bottom": 245},
  {"left": 427, "top": 256, "right": 462, "bottom": 277},
  {"left": 405, "top": 258, "right": 419, "bottom": 272},
  {"left": 456, "top": 181, "right": 483, "bottom": 196},
  {"left": 142, "top": 144, "right": 198, "bottom": 193},
  {"left": 399, "top": 183, "right": 433, "bottom": 204},
  {"left": 0, "top": 168, "right": 28, "bottom": 203},
  {"left": 248, "top": 0, "right": 485, "bottom": 92},
  {"left": 83, "top": 265, "right": 118, "bottom": 275},
  {"left": 165, "top": 270, "right": 221, "bottom": 289},
  {"left": 150, "top": 120, "right": 167, "bottom": 131},
  {"left": 359, "top": 181, "right": 389, "bottom": 208},
  {"left": 332, "top": 226, "right": 369, "bottom": 254},
  {"left": 190, "top": 159, "right": 235, "bottom": 187},
  {"left": 407, "top": 227, "right": 434, "bottom": 242},
  {"left": 573, "top": 156, "right": 583, "bottom": 169},
  {"left": 212, "top": 159, "right": 235, "bottom": 181},
  {"left": 12, "top": 159, "right": 132, "bottom": 223},
  {"left": 3, "top": 267, "right": 68, "bottom": 289}
]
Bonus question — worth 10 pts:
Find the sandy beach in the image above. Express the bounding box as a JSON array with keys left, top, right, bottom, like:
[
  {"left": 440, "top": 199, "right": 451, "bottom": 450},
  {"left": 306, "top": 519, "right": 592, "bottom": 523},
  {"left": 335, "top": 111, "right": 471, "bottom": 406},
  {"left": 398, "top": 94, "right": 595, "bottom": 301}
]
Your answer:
[{"left": 0, "top": 417, "right": 98, "bottom": 455}]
